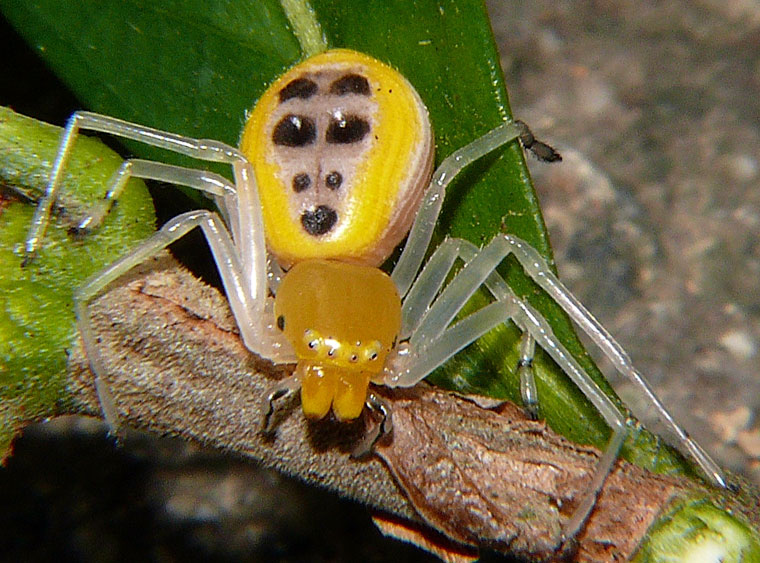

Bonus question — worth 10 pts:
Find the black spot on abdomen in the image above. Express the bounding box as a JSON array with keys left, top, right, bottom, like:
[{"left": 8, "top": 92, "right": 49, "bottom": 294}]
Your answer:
[
  {"left": 279, "top": 78, "right": 318, "bottom": 102},
  {"left": 325, "top": 171, "right": 342, "bottom": 190},
  {"left": 301, "top": 206, "right": 338, "bottom": 235},
  {"left": 330, "top": 74, "right": 370, "bottom": 96},
  {"left": 273, "top": 114, "right": 316, "bottom": 147},
  {"left": 326, "top": 113, "right": 369, "bottom": 144},
  {"left": 292, "top": 173, "right": 311, "bottom": 192}
]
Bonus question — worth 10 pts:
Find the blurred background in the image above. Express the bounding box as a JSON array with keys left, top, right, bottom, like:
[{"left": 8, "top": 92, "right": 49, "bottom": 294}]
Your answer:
[
  {"left": 489, "top": 0, "right": 760, "bottom": 486},
  {"left": 1, "top": 1, "right": 758, "bottom": 561}
]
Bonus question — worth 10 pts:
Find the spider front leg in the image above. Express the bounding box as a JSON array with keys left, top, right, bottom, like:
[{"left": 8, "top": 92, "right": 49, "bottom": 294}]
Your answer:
[
  {"left": 494, "top": 234, "right": 728, "bottom": 489},
  {"left": 24, "top": 111, "right": 247, "bottom": 262},
  {"left": 389, "top": 119, "right": 556, "bottom": 417},
  {"left": 453, "top": 236, "right": 726, "bottom": 490},
  {"left": 395, "top": 236, "right": 540, "bottom": 417},
  {"left": 26, "top": 109, "right": 287, "bottom": 353},
  {"left": 391, "top": 120, "right": 556, "bottom": 297},
  {"left": 387, "top": 232, "right": 728, "bottom": 537},
  {"left": 75, "top": 209, "right": 289, "bottom": 432},
  {"left": 28, "top": 111, "right": 295, "bottom": 429}
]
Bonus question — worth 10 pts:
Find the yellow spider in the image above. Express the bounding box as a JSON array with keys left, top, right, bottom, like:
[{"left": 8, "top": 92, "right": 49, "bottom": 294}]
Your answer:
[{"left": 25, "top": 48, "right": 726, "bottom": 540}]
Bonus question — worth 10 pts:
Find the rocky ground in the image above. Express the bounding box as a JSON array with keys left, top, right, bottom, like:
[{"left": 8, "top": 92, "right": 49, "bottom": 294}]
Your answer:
[{"left": 489, "top": 0, "right": 760, "bottom": 485}]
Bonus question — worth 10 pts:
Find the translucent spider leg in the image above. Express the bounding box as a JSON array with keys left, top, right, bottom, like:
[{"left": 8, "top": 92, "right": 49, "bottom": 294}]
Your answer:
[
  {"left": 262, "top": 375, "right": 303, "bottom": 432},
  {"left": 390, "top": 120, "right": 546, "bottom": 417},
  {"left": 385, "top": 120, "right": 725, "bottom": 536},
  {"left": 75, "top": 211, "right": 236, "bottom": 428},
  {"left": 25, "top": 111, "right": 244, "bottom": 261},
  {"left": 25, "top": 110, "right": 288, "bottom": 354},
  {"left": 76, "top": 206, "right": 293, "bottom": 428},
  {"left": 28, "top": 112, "right": 296, "bottom": 429},
  {"left": 72, "top": 159, "right": 238, "bottom": 234},
  {"left": 489, "top": 235, "right": 728, "bottom": 488},
  {"left": 351, "top": 393, "right": 394, "bottom": 458},
  {"left": 391, "top": 119, "right": 561, "bottom": 298},
  {"left": 463, "top": 240, "right": 541, "bottom": 419},
  {"left": 393, "top": 232, "right": 727, "bottom": 496},
  {"left": 391, "top": 121, "right": 527, "bottom": 297},
  {"left": 388, "top": 236, "right": 628, "bottom": 539},
  {"left": 516, "top": 332, "right": 540, "bottom": 418},
  {"left": 396, "top": 236, "right": 539, "bottom": 415}
]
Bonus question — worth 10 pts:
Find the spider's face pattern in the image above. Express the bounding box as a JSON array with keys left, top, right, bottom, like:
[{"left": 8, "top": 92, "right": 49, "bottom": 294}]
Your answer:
[
  {"left": 273, "top": 259, "right": 401, "bottom": 420},
  {"left": 241, "top": 49, "right": 434, "bottom": 267},
  {"left": 268, "top": 71, "right": 376, "bottom": 238}
]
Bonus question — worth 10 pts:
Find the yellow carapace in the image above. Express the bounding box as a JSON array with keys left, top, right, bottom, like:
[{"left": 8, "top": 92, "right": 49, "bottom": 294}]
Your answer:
[{"left": 274, "top": 259, "right": 401, "bottom": 420}]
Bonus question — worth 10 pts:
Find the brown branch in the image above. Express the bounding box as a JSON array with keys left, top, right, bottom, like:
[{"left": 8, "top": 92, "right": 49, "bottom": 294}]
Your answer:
[{"left": 65, "top": 254, "right": 721, "bottom": 562}]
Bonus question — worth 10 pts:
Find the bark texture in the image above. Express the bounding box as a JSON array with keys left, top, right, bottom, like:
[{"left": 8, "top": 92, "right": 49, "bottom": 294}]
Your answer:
[{"left": 65, "top": 255, "right": 731, "bottom": 561}]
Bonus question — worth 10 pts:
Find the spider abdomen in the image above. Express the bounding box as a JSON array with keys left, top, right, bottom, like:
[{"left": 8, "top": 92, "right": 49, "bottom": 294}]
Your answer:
[{"left": 241, "top": 49, "right": 434, "bottom": 268}]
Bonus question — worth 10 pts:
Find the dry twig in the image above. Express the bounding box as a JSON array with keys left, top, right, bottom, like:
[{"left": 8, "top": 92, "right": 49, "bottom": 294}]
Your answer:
[{"left": 65, "top": 254, "right": 738, "bottom": 562}]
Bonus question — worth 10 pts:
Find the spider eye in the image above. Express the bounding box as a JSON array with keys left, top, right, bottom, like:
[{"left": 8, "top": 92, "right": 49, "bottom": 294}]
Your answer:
[
  {"left": 365, "top": 340, "right": 382, "bottom": 361},
  {"left": 276, "top": 315, "right": 285, "bottom": 331},
  {"left": 303, "top": 329, "right": 322, "bottom": 351}
]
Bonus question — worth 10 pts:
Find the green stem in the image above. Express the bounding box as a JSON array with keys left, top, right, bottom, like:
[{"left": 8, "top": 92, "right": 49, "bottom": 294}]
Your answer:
[{"left": 280, "top": 0, "right": 327, "bottom": 57}]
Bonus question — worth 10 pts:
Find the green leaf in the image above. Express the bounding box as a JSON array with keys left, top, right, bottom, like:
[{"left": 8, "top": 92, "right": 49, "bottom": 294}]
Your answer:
[
  {"left": 0, "top": 106, "right": 155, "bottom": 461},
  {"left": 0, "top": 0, "right": 687, "bottom": 475}
]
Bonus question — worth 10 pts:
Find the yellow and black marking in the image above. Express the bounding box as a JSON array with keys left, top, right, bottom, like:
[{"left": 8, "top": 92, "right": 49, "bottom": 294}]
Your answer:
[{"left": 241, "top": 49, "right": 434, "bottom": 267}]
